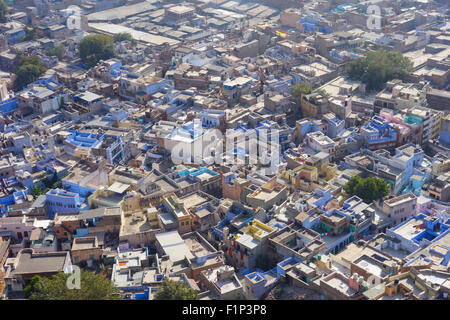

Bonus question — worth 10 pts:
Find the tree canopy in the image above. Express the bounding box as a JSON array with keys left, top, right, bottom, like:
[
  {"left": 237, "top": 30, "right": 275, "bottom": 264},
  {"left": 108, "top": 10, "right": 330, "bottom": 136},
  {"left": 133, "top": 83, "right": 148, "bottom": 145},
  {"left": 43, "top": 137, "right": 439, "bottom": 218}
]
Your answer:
[
  {"left": 292, "top": 82, "right": 312, "bottom": 99},
  {"left": 14, "top": 56, "right": 47, "bottom": 90},
  {"left": 47, "top": 44, "right": 66, "bottom": 60},
  {"left": 30, "top": 185, "right": 47, "bottom": 199},
  {"left": 28, "top": 270, "right": 121, "bottom": 300},
  {"left": 0, "top": 0, "right": 8, "bottom": 22},
  {"left": 113, "top": 32, "right": 137, "bottom": 46},
  {"left": 346, "top": 50, "right": 413, "bottom": 91},
  {"left": 344, "top": 176, "right": 390, "bottom": 204},
  {"left": 21, "top": 27, "right": 37, "bottom": 42},
  {"left": 24, "top": 275, "right": 42, "bottom": 298},
  {"left": 154, "top": 279, "right": 199, "bottom": 300},
  {"left": 78, "top": 34, "right": 116, "bottom": 68}
]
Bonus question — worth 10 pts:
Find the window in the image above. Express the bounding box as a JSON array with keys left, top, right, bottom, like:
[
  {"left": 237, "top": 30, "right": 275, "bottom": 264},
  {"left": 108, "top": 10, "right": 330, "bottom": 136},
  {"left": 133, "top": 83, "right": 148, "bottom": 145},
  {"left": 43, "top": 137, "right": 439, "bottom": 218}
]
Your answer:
[{"left": 74, "top": 257, "right": 79, "bottom": 263}]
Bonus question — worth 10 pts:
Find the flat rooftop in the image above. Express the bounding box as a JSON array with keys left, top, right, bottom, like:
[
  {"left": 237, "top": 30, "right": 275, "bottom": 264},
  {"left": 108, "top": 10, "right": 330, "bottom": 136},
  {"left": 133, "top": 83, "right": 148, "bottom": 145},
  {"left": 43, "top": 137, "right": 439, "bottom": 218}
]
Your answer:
[
  {"left": 392, "top": 217, "right": 425, "bottom": 241},
  {"left": 89, "top": 23, "right": 180, "bottom": 46},
  {"left": 155, "top": 231, "right": 194, "bottom": 262},
  {"left": 353, "top": 255, "right": 387, "bottom": 278},
  {"left": 184, "top": 236, "right": 214, "bottom": 257},
  {"left": 323, "top": 274, "right": 356, "bottom": 297},
  {"left": 203, "top": 266, "right": 241, "bottom": 294},
  {"left": 384, "top": 193, "right": 416, "bottom": 207},
  {"left": 180, "top": 193, "right": 208, "bottom": 210},
  {"left": 12, "top": 251, "right": 68, "bottom": 275},
  {"left": 72, "top": 237, "right": 98, "bottom": 251},
  {"left": 121, "top": 211, "right": 160, "bottom": 236}
]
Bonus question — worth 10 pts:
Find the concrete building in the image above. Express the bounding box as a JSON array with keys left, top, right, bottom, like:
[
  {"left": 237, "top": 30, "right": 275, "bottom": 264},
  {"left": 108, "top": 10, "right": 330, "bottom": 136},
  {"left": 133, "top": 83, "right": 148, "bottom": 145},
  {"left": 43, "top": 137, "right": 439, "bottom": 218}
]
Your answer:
[
  {"left": 306, "top": 131, "right": 336, "bottom": 155},
  {"left": 380, "top": 193, "right": 417, "bottom": 226},
  {"left": 71, "top": 236, "right": 102, "bottom": 266},
  {"left": 4, "top": 249, "right": 73, "bottom": 294},
  {"left": 199, "top": 265, "right": 244, "bottom": 300},
  {"left": 46, "top": 189, "right": 88, "bottom": 219}
]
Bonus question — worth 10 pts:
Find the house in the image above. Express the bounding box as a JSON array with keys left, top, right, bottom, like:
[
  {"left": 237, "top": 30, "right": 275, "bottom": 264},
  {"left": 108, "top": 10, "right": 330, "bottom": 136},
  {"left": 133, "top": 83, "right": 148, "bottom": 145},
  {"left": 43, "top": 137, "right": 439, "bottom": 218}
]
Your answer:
[
  {"left": 155, "top": 230, "right": 224, "bottom": 280},
  {"left": 4, "top": 249, "right": 73, "bottom": 294},
  {"left": 71, "top": 236, "right": 102, "bottom": 266},
  {"left": 199, "top": 265, "right": 244, "bottom": 300}
]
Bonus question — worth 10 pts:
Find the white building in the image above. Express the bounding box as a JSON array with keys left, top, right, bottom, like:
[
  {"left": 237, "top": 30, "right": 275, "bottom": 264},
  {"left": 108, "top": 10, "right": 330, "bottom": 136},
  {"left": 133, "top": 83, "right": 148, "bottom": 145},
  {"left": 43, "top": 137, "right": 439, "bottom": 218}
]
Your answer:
[{"left": 306, "top": 131, "right": 335, "bottom": 154}]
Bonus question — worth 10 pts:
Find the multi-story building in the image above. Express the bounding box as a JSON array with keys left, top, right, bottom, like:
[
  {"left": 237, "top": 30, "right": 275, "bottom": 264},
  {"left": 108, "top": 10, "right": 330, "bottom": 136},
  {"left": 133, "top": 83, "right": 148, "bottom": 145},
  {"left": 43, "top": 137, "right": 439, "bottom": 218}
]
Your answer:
[
  {"left": 199, "top": 265, "right": 244, "bottom": 300},
  {"left": 246, "top": 180, "right": 289, "bottom": 211},
  {"left": 374, "top": 80, "right": 428, "bottom": 113},
  {"left": 428, "top": 172, "right": 450, "bottom": 202},
  {"left": 46, "top": 189, "right": 88, "bottom": 219},
  {"left": 222, "top": 77, "right": 256, "bottom": 107},
  {"left": 345, "top": 144, "right": 425, "bottom": 195},
  {"left": 300, "top": 92, "right": 329, "bottom": 117},
  {"left": 306, "top": 131, "right": 335, "bottom": 154},
  {"left": 379, "top": 193, "right": 417, "bottom": 226},
  {"left": 426, "top": 88, "right": 450, "bottom": 111},
  {"left": 222, "top": 219, "right": 277, "bottom": 270},
  {"left": 222, "top": 172, "right": 251, "bottom": 202},
  {"left": 360, "top": 116, "right": 398, "bottom": 151},
  {"left": 162, "top": 193, "right": 193, "bottom": 234},
  {"left": 71, "top": 236, "right": 102, "bottom": 265},
  {"left": 16, "top": 85, "right": 67, "bottom": 116},
  {"left": 409, "top": 108, "right": 443, "bottom": 144},
  {"left": 387, "top": 214, "right": 450, "bottom": 254},
  {"left": 4, "top": 249, "right": 73, "bottom": 294}
]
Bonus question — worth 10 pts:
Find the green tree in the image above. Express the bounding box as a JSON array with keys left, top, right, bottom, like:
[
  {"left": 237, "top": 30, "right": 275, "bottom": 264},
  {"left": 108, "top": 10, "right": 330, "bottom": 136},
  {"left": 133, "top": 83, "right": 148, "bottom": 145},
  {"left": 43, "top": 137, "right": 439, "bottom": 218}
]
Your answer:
[
  {"left": 43, "top": 172, "right": 58, "bottom": 189},
  {"left": 346, "top": 50, "right": 413, "bottom": 91},
  {"left": 113, "top": 32, "right": 137, "bottom": 46},
  {"left": 313, "top": 88, "right": 329, "bottom": 97},
  {"left": 292, "top": 82, "right": 312, "bottom": 99},
  {"left": 19, "top": 56, "right": 46, "bottom": 71},
  {"left": 154, "top": 278, "right": 199, "bottom": 300},
  {"left": 344, "top": 176, "right": 390, "bottom": 204},
  {"left": 30, "top": 185, "right": 47, "bottom": 199},
  {"left": 14, "top": 56, "right": 47, "bottom": 90},
  {"left": 0, "top": 0, "right": 8, "bottom": 22},
  {"left": 47, "top": 44, "right": 66, "bottom": 60},
  {"left": 343, "top": 175, "right": 361, "bottom": 195},
  {"left": 14, "top": 64, "right": 43, "bottom": 90},
  {"left": 24, "top": 275, "right": 42, "bottom": 298},
  {"left": 28, "top": 270, "right": 121, "bottom": 300},
  {"left": 21, "top": 27, "right": 37, "bottom": 41},
  {"left": 79, "top": 34, "right": 116, "bottom": 68}
]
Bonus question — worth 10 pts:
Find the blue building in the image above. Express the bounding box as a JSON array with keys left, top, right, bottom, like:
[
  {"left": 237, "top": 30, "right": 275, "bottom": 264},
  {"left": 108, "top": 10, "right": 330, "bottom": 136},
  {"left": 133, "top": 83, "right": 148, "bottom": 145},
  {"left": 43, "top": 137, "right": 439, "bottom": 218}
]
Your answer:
[
  {"left": 255, "top": 120, "right": 293, "bottom": 151},
  {"left": 360, "top": 116, "right": 397, "bottom": 150},
  {"left": 65, "top": 130, "right": 124, "bottom": 165},
  {"left": 5, "top": 27, "right": 26, "bottom": 45},
  {"left": 0, "top": 97, "right": 18, "bottom": 115},
  {"left": 46, "top": 189, "right": 89, "bottom": 219},
  {"left": 387, "top": 214, "right": 450, "bottom": 254},
  {"left": 325, "top": 114, "right": 344, "bottom": 139},
  {"left": 298, "top": 17, "right": 330, "bottom": 34}
]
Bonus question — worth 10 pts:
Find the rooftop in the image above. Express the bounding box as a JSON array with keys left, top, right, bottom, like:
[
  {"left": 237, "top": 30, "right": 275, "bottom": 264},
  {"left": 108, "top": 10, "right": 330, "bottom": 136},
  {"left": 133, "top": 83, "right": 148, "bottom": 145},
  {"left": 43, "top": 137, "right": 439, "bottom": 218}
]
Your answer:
[{"left": 10, "top": 250, "right": 69, "bottom": 275}]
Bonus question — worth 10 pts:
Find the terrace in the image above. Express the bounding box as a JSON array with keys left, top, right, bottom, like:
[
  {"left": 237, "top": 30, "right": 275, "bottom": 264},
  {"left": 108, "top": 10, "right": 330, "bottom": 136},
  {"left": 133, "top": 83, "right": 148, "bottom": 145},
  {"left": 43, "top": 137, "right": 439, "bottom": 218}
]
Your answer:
[{"left": 203, "top": 266, "right": 242, "bottom": 294}]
